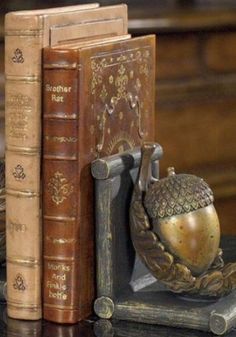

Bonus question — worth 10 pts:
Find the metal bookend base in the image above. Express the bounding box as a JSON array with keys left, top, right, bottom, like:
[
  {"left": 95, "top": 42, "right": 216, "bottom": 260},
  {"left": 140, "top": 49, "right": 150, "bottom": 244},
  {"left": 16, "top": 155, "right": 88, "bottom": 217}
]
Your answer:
[
  {"left": 92, "top": 146, "right": 236, "bottom": 335},
  {"left": 94, "top": 317, "right": 236, "bottom": 337},
  {"left": 94, "top": 288, "right": 236, "bottom": 335}
]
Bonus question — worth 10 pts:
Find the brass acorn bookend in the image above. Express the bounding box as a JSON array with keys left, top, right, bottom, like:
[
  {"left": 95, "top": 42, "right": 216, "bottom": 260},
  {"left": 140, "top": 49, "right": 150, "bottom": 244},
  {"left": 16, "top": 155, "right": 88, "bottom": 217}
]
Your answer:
[{"left": 130, "top": 142, "right": 236, "bottom": 297}]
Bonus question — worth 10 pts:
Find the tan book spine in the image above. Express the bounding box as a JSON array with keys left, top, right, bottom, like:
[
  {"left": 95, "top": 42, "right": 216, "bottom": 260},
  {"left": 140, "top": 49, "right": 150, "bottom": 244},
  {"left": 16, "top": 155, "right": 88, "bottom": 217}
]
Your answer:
[{"left": 5, "top": 18, "right": 43, "bottom": 319}]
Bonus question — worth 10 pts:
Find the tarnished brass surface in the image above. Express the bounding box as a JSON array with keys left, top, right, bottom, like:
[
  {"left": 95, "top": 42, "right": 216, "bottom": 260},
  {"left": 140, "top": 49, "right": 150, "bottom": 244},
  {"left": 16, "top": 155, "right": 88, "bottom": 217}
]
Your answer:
[
  {"left": 94, "top": 297, "right": 114, "bottom": 319},
  {"left": 130, "top": 143, "right": 236, "bottom": 297},
  {"left": 154, "top": 205, "right": 220, "bottom": 275}
]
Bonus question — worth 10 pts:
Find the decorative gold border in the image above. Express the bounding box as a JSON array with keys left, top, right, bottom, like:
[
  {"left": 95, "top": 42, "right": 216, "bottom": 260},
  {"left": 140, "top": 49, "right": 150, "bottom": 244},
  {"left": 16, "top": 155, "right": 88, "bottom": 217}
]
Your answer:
[
  {"left": 44, "top": 255, "right": 76, "bottom": 261},
  {"left": 44, "top": 303, "right": 77, "bottom": 310},
  {"left": 44, "top": 63, "right": 77, "bottom": 69},
  {"left": 44, "top": 215, "right": 75, "bottom": 222},
  {"left": 6, "top": 189, "right": 39, "bottom": 198},
  {"left": 7, "top": 257, "right": 40, "bottom": 267},
  {"left": 6, "top": 145, "right": 39, "bottom": 154},
  {"left": 7, "top": 300, "right": 41, "bottom": 311}
]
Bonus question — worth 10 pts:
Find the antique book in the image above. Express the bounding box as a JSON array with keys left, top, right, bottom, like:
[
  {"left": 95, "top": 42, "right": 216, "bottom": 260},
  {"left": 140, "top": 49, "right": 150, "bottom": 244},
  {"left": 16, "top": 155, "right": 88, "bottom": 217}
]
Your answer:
[
  {"left": 43, "top": 34, "right": 155, "bottom": 323},
  {"left": 5, "top": 4, "right": 128, "bottom": 320}
]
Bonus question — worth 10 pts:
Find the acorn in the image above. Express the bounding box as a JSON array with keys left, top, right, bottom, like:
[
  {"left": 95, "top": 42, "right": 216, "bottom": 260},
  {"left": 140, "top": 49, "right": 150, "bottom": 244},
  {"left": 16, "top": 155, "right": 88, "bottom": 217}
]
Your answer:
[
  {"left": 134, "top": 143, "right": 220, "bottom": 277},
  {"left": 144, "top": 166, "right": 220, "bottom": 276}
]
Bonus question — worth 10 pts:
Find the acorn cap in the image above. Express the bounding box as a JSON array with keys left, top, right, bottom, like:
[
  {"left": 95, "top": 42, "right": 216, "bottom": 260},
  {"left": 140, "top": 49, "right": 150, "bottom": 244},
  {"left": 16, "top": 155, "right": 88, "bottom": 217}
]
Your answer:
[{"left": 144, "top": 167, "right": 214, "bottom": 219}]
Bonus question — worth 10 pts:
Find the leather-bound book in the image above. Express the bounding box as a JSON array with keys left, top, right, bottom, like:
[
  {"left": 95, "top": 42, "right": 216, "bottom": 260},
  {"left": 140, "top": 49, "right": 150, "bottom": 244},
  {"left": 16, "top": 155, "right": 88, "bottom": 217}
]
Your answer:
[
  {"left": 5, "top": 4, "right": 128, "bottom": 320},
  {"left": 43, "top": 34, "right": 155, "bottom": 323}
]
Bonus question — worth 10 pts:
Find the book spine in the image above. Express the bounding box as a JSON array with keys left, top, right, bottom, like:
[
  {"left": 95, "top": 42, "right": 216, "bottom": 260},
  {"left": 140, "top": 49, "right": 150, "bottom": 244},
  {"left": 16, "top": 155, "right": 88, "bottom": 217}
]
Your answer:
[
  {"left": 43, "top": 48, "right": 80, "bottom": 323},
  {"left": 5, "top": 16, "right": 42, "bottom": 320}
]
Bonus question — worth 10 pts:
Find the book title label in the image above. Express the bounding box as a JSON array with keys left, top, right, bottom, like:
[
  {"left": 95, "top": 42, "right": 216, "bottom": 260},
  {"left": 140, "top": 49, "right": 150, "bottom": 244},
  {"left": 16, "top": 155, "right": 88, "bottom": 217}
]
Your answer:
[
  {"left": 6, "top": 93, "right": 32, "bottom": 140},
  {"left": 47, "top": 262, "right": 71, "bottom": 301},
  {"left": 45, "top": 84, "right": 72, "bottom": 103}
]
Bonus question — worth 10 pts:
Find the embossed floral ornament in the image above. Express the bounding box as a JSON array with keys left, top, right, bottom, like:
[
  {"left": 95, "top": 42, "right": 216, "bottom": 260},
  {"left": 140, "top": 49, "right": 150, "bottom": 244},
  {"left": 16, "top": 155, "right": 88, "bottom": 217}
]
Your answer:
[
  {"left": 12, "top": 48, "right": 24, "bottom": 63},
  {"left": 12, "top": 164, "right": 26, "bottom": 181},
  {"left": 48, "top": 171, "right": 73, "bottom": 205},
  {"left": 115, "top": 64, "right": 128, "bottom": 100},
  {"left": 13, "top": 273, "right": 26, "bottom": 291}
]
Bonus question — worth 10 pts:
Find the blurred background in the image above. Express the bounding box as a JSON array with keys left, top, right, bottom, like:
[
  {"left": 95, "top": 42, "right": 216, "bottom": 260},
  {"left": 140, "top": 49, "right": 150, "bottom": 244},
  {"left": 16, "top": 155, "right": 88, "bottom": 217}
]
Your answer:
[{"left": 1, "top": 0, "right": 236, "bottom": 234}]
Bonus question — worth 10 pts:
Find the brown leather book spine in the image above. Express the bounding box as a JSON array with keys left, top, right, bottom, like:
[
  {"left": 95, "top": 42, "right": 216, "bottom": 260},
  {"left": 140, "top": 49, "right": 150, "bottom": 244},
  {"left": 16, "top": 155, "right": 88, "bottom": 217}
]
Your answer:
[{"left": 43, "top": 49, "right": 81, "bottom": 324}]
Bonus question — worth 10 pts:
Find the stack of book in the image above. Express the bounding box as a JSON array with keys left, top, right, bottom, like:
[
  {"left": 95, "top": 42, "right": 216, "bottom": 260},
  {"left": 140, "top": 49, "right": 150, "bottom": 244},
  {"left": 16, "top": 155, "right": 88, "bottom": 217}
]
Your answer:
[{"left": 4, "top": 3, "right": 155, "bottom": 323}]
